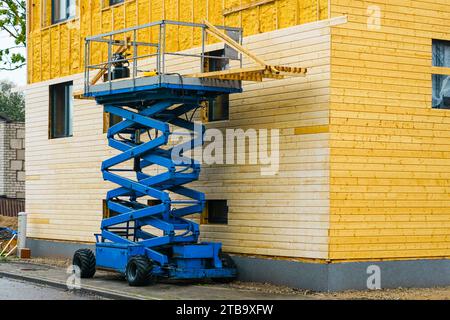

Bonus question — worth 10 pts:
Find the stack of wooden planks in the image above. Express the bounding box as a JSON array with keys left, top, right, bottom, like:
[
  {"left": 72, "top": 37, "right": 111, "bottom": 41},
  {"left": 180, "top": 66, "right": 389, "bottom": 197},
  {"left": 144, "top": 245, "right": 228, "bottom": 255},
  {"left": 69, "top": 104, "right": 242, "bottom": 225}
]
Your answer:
[{"left": 186, "top": 20, "right": 307, "bottom": 81}]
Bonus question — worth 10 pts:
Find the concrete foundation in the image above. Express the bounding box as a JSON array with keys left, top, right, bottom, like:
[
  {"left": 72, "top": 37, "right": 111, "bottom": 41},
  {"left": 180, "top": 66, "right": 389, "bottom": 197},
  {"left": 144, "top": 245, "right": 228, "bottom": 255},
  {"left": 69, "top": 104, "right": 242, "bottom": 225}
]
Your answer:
[{"left": 27, "top": 238, "right": 450, "bottom": 292}]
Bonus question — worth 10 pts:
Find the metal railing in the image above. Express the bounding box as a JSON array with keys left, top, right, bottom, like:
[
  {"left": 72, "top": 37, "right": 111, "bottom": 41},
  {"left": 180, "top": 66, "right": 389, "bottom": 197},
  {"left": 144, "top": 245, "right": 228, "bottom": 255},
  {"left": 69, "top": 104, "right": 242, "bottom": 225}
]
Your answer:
[{"left": 83, "top": 20, "right": 243, "bottom": 95}]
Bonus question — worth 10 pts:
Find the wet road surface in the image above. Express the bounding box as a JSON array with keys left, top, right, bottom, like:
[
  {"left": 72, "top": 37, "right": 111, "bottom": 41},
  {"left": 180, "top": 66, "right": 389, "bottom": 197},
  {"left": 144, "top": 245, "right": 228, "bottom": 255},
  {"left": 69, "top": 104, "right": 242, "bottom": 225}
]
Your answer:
[{"left": 0, "top": 276, "right": 106, "bottom": 300}]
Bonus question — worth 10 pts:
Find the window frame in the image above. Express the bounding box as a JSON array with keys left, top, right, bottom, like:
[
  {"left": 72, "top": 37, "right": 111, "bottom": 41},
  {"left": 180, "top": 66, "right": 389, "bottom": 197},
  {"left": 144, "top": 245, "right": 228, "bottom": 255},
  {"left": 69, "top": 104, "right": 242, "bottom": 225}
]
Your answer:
[
  {"left": 201, "top": 200, "right": 228, "bottom": 225},
  {"left": 51, "top": 0, "right": 77, "bottom": 25},
  {"left": 102, "top": 199, "right": 120, "bottom": 219},
  {"left": 108, "top": 0, "right": 124, "bottom": 6},
  {"left": 101, "top": 0, "right": 133, "bottom": 11},
  {"left": 431, "top": 39, "right": 450, "bottom": 110},
  {"left": 49, "top": 81, "right": 73, "bottom": 139},
  {"left": 103, "top": 112, "right": 123, "bottom": 133},
  {"left": 202, "top": 49, "right": 230, "bottom": 123}
]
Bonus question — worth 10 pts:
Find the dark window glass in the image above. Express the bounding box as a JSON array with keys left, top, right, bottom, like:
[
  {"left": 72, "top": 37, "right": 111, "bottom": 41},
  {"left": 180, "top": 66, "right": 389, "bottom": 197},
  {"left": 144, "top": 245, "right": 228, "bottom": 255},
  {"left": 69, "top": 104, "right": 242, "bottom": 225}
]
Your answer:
[
  {"left": 205, "top": 200, "right": 228, "bottom": 225},
  {"left": 204, "top": 49, "right": 230, "bottom": 122},
  {"left": 103, "top": 112, "right": 123, "bottom": 133},
  {"left": 109, "top": 113, "right": 122, "bottom": 127},
  {"left": 109, "top": 0, "right": 124, "bottom": 6},
  {"left": 102, "top": 200, "right": 119, "bottom": 219},
  {"left": 52, "top": 0, "right": 76, "bottom": 24},
  {"left": 49, "top": 81, "right": 73, "bottom": 139}
]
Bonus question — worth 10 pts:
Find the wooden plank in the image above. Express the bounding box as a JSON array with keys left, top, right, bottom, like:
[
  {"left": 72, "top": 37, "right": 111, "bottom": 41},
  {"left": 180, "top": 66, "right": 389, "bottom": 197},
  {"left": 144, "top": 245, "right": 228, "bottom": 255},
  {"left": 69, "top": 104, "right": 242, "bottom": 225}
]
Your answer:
[
  {"left": 295, "top": 125, "right": 330, "bottom": 135},
  {"left": 203, "top": 19, "right": 268, "bottom": 67},
  {"left": 430, "top": 66, "right": 450, "bottom": 76}
]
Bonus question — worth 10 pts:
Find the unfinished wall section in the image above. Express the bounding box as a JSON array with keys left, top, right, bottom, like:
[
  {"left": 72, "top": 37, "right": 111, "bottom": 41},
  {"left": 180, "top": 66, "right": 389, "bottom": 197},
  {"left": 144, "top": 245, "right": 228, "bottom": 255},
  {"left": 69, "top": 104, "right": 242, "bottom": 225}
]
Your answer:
[
  {"left": 328, "top": 0, "right": 450, "bottom": 261},
  {"left": 27, "top": 0, "right": 329, "bottom": 84}
]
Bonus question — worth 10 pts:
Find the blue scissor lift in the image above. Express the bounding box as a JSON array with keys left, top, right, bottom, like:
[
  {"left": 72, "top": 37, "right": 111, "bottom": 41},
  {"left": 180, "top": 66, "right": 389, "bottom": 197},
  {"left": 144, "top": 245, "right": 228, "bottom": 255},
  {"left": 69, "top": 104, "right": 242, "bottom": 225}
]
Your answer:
[{"left": 73, "top": 21, "right": 243, "bottom": 285}]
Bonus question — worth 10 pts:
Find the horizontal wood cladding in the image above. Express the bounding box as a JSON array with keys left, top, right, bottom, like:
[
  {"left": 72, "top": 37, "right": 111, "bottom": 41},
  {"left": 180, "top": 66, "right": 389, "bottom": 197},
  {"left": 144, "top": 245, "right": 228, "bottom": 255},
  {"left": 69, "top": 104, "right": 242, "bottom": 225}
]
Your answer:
[
  {"left": 25, "top": 21, "right": 335, "bottom": 259},
  {"left": 329, "top": 0, "right": 450, "bottom": 260},
  {"left": 27, "top": 0, "right": 329, "bottom": 84}
]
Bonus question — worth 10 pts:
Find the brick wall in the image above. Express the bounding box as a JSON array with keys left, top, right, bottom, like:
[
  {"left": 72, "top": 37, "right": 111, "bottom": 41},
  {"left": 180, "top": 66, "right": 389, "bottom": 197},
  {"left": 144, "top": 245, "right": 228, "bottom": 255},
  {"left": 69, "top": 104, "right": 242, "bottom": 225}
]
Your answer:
[
  {"left": 0, "top": 121, "right": 5, "bottom": 196},
  {"left": 0, "top": 120, "right": 25, "bottom": 199}
]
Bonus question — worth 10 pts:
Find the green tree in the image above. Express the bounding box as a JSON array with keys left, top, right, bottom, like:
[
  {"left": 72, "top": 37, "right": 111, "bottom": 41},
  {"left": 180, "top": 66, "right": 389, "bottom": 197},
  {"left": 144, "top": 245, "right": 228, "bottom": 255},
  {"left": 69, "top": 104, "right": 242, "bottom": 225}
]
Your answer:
[
  {"left": 0, "top": 80, "right": 24, "bottom": 121},
  {"left": 0, "top": 0, "right": 26, "bottom": 71}
]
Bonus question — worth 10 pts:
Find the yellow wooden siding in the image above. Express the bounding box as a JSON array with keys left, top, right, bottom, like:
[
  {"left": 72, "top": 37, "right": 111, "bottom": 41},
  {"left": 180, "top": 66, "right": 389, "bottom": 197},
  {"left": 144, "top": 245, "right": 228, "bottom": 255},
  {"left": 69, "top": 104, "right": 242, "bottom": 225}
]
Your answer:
[
  {"left": 25, "top": 19, "right": 344, "bottom": 259},
  {"left": 27, "top": 0, "right": 328, "bottom": 84},
  {"left": 329, "top": 0, "right": 450, "bottom": 260}
]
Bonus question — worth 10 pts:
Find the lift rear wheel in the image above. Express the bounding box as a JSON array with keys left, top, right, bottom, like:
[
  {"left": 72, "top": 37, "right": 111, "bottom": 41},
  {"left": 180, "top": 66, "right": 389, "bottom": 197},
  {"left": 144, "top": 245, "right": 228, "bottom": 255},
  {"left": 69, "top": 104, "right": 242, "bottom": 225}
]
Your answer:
[
  {"left": 212, "top": 252, "right": 236, "bottom": 284},
  {"left": 126, "top": 255, "right": 154, "bottom": 286},
  {"left": 73, "top": 249, "right": 96, "bottom": 278}
]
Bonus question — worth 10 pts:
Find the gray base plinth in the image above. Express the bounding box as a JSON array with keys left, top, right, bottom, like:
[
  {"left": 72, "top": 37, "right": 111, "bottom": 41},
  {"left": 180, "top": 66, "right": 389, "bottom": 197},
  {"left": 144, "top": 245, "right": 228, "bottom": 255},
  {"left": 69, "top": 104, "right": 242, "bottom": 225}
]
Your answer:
[
  {"left": 234, "top": 255, "right": 450, "bottom": 291},
  {"left": 27, "top": 238, "right": 95, "bottom": 259},
  {"left": 26, "top": 238, "right": 450, "bottom": 292}
]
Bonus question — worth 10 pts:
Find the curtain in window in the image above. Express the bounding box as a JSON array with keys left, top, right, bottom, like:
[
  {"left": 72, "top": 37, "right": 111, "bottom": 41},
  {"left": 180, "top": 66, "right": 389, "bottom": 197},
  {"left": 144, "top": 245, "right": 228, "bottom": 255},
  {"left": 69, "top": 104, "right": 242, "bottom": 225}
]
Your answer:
[
  {"left": 52, "top": 0, "right": 75, "bottom": 23},
  {"left": 432, "top": 74, "right": 450, "bottom": 109},
  {"left": 433, "top": 40, "right": 450, "bottom": 67},
  {"left": 432, "top": 40, "right": 450, "bottom": 109},
  {"left": 68, "top": 0, "right": 76, "bottom": 18}
]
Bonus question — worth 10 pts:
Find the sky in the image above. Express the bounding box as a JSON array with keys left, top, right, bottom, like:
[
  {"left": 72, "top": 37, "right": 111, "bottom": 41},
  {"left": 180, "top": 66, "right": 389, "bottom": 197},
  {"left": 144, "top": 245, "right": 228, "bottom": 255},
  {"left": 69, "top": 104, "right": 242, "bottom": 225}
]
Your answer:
[{"left": 0, "top": 31, "right": 27, "bottom": 87}]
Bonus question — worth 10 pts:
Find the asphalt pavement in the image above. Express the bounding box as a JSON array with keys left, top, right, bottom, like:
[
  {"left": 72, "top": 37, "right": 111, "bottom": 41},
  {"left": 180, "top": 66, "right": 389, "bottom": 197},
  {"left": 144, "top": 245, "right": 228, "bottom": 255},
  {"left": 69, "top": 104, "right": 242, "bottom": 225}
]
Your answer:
[
  {"left": 0, "top": 261, "right": 312, "bottom": 300},
  {"left": 0, "top": 276, "right": 105, "bottom": 300}
]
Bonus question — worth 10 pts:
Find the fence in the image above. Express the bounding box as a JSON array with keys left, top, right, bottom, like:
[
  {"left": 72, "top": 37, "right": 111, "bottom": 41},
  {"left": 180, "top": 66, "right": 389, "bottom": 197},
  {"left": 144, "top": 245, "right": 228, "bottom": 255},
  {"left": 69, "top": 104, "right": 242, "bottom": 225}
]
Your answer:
[{"left": 0, "top": 198, "right": 24, "bottom": 217}]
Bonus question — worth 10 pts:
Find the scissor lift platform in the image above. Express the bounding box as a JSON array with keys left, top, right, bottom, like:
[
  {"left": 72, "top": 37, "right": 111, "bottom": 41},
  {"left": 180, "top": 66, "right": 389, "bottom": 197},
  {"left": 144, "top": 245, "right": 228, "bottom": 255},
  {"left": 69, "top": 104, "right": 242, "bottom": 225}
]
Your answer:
[
  {"left": 73, "top": 19, "right": 306, "bottom": 286},
  {"left": 85, "top": 74, "right": 242, "bottom": 99},
  {"left": 74, "top": 73, "right": 242, "bottom": 285}
]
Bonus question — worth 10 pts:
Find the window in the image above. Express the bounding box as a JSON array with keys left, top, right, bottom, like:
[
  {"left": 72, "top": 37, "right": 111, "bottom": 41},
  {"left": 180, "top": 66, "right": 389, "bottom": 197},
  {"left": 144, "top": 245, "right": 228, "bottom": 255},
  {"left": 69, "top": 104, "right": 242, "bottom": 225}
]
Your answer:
[
  {"left": 202, "top": 200, "right": 228, "bottom": 224},
  {"left": 49, "top": 81, "right": 73, "bottom": 139},
  {"left": 52, "top": 0, "right": 76, "bottom": 24},
  {"left": 109, "top": 0, "right": 124, "bottom": 5},
  {"left": 433, "top": 40, "right": 450, "bottom": 67},
  {"left": 432, "top": 39, "right": 450, "bottom": 109},
  {"left": 102, "top": 200, "right": 119, "bottom": 219},
  {"left": 203, "top": 49, "right": 230, "bottom": 122},
  {"left": 103, "top": 112, "right": 123, "bottom": 133}
]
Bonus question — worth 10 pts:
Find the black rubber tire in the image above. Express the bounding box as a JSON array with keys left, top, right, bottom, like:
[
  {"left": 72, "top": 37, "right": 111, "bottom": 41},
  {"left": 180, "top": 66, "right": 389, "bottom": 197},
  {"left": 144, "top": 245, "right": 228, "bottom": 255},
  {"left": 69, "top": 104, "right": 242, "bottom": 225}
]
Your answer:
[
  {"left": 73, "top": 249, "right": 96, "bottom": 278},
  {"left": 212, "top": 252, "right": 237, "bottom": 284},
  {"left": 126, "top": 255, "right": 154, "bottom": 286}
]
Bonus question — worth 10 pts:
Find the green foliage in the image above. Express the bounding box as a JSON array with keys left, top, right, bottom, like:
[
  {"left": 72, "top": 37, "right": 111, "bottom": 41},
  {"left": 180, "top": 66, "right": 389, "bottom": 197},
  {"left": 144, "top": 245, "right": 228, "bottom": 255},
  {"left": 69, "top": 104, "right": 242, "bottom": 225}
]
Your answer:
[
  {"left": 0, "top": 0, "right": 26, "bottom": 71},
  {"left": 0, "top": 80, "right": 24, "bottom": 121}
]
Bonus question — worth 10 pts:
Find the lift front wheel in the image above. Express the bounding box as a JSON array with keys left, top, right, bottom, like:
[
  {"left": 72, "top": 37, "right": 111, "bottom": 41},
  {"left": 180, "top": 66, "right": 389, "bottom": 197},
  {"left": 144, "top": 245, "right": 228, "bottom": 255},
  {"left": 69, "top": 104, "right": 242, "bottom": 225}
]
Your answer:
[
  {"left": 73, "top": 249, "right": 96, "bottom": 278},
  {"left": 126, "top": 256, "right": 154, "bottom": 286}
]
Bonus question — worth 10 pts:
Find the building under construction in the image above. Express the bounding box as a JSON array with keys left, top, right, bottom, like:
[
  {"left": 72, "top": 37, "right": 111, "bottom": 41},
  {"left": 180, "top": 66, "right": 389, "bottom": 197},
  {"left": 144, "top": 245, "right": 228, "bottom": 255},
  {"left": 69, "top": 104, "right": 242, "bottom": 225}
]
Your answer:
[{"left": 24, "top": 0, "right": 450, "bottom": 291}]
